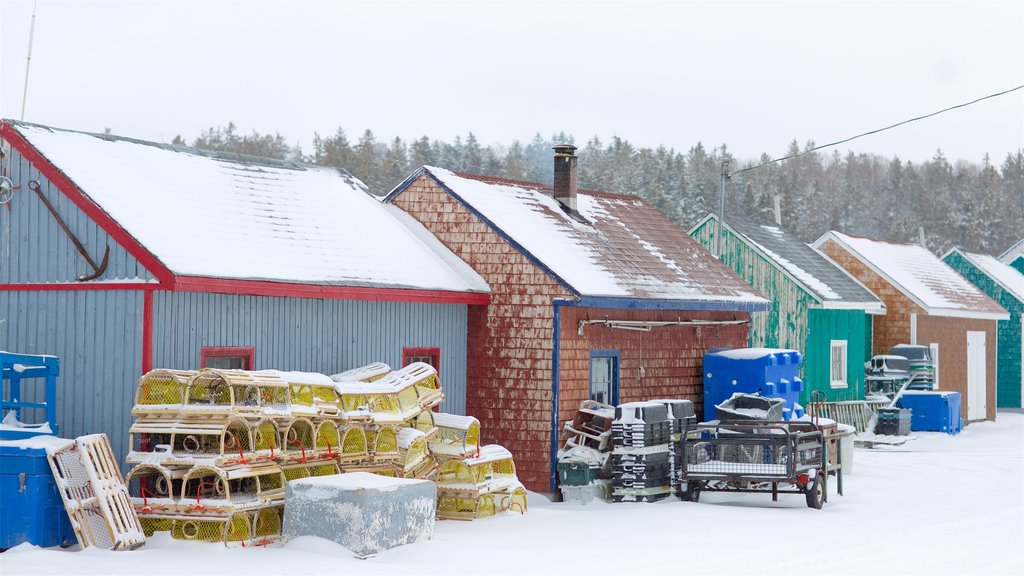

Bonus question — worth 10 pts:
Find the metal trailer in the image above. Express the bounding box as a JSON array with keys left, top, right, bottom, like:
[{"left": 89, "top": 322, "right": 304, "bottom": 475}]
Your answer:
[{"left": 679, "top": 421, "right": 832, "bottom": 509}]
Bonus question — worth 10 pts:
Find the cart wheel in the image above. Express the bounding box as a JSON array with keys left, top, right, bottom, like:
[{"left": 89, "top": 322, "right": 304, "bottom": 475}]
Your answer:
[
  {"left": 682, "top": 481, "right": 701, "bottom": 503},
  {"left": 805, "top": 473, "right": 824, "bottom": 509}
]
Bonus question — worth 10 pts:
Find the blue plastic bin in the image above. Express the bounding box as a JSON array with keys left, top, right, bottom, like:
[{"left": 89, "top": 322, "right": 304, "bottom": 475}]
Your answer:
[
  {"left": 702, "top": 348, "right": 804, "bottom": 421},
  {"left": 0, "top": 441, "right": 77, "bottom": 549},
  {"left": 896, "top": 391, "right": 962, "bottom": 434}
]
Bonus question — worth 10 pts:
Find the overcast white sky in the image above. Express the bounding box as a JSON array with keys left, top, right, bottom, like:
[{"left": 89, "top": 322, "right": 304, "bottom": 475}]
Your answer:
[{"left": 1, "top": 0, "right": 1022, "bottom": 163}]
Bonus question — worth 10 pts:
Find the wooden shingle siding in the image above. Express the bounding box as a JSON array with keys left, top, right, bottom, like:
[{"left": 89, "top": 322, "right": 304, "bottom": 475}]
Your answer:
[
  {"left": 152, "top": 292, "right": 469, "bottom": 415},
  {"left": 916, "top": 316, "right": 997, "bottom": 421},
  {"left": 0, "top": 144, "right": 153, "bottom": 283},
  {"left": 0, "top": 289, "right": 144, "bottom": 469},
  {"left": 944, "top": 251, "right": 1024, "bottom": 408},
  {"left": 392, "top": 176, "right": 572, "bottom": 490},
  {"left": 818, "top": 238, "right": 925, "bottom": 355},
  {"left": 559, "top": 307, "right": 748, "bottom": 421}
]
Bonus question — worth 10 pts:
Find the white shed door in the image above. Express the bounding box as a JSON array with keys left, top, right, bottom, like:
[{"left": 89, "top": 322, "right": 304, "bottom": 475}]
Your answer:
[{"left": 967, "top": 331, "right": 987, "bottom": 420}]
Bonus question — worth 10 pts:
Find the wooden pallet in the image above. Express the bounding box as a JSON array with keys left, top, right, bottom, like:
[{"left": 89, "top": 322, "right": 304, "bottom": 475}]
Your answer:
[{"left": 48, "top": 434, "right": 146, "bottom": 550}]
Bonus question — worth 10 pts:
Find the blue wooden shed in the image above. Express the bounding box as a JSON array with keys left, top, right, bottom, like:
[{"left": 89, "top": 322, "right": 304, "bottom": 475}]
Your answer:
[{"left": 0, "top": 120, "right": 489, "bottom": 466}]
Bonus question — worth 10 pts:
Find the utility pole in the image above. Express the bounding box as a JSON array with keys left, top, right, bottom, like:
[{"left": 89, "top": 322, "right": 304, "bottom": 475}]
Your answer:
[
  {"left": 20, "top": 1, "right": 39, "bottom": 121},
  {"left": 716, "top": 159, "right": 730, "bottom": 258}
]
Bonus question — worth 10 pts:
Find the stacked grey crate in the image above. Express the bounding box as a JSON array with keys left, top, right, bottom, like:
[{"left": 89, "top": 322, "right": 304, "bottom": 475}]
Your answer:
[
  {"left": 652, "top": 399, "right": 696, "bottom": 497},
  {"left": 874, "top": 407, "right": 912, "bottom": 436},
  {"left": 610, "top": 401, "right": 672, "bottom": 503}
]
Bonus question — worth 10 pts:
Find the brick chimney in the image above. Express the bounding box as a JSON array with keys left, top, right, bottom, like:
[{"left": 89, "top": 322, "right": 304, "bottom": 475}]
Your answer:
[{"left": 552, "top": 144, "right": 577, "bottom": 211}]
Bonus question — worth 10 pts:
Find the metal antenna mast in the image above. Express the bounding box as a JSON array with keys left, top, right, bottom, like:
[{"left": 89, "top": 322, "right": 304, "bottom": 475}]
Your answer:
[{"left": 20, "top": 1, "right": 39, "bottom": 121}]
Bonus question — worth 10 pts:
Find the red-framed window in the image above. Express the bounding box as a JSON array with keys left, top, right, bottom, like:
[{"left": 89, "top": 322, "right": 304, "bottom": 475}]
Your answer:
[
  {"left": 200, "top": 346, "right": 255, "bottom": 370},
  {"left": 402, "top": 347, "right": 441, "bottom": 374}
]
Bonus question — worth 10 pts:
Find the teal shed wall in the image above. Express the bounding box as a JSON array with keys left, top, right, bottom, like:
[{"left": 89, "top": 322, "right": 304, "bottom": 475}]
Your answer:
[
  {"left": 805, "top": 308, "right": 867, "bottom": 402},
  {"left": 690, "top": 217, "right": 866, "bottom": 402},
  {"left": 943, "top": 252, "right": 1024, "bottom": 408},
  {"left": 1011, "top": 255, "right": 1024, "bottom": 275}
]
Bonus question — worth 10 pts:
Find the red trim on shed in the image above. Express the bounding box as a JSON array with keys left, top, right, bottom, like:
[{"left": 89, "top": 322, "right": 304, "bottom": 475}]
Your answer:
[
  {"left": 172, "top": 276, "right": 490, "bottom": 305},
  {"left": 1, "top": 123, "right": 174, "bottom": 285},
  {"left": 142, "top": 290, "right": 154, "bottom": 373},
  {"left": 200, "top": 346, "right": 256, "bottom": 370},
  {"left": 0, "top": 283, "right": 161, "bottom": 291}
]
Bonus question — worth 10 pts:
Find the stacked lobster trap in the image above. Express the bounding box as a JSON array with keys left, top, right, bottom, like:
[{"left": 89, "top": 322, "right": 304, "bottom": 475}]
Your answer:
[{"left": 125, "top": 361, "right": 526, "bottom": 544}]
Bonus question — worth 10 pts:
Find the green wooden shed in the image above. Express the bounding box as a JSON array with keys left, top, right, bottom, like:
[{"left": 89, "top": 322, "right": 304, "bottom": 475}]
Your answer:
[
  {"left": 942, "top": 248, "right": 1024, "bottom": 409},
  {"left": 690, "top": 214, "right": 885, "bottom": 403}
]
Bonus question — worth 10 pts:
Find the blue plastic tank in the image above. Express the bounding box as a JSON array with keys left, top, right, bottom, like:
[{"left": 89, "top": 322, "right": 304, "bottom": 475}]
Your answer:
[{"left": 702, "top": 348, "right": 805, "bottom": 421}]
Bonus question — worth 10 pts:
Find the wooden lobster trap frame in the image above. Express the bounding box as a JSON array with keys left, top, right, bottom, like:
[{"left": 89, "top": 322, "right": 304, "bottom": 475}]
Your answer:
[
  {"left": 398, "top": 428, "right": 438, "bottom": 479},
  {"left": 407, "top": 410, "right": 439, "bottom": 440},
  {"left": 139, "top": 504, "right": 284, "bottom": 546},
  {"left": 336, "top": 380, "right": 423, "bottom": 425},
  {"left": 182, "top": 369, "right": 289, "bottom": 417},
  {"left": 366, "top": 425, "right": 400, "bottom": 463},
  {"left": 125, "top": 463, "right": 188, "bottom": 515},
  {"left": 436, "top": 484, "right": 528, "bottom": 520},
  {"left": 330, "top": 362, "right": 392, "bottom": 383},
  {"left": 279, "top": 417, "right": 317, "bottom": 461},
  {"left": 279, "top": 457, "right": 342, "bottom": 482},
  {"left": 336, "top": 425, "right": 368, "bottom": 463},
  {"left": 380, "top": 362, "right": 444, "bottom": 410},
  {"left": 48, "top": 434, "right": 146, "bottom": 550},
  {"left": 429, "top": 413, "right": 481, "bottom": 460},
  {"left": 132, "top": 369, "right": 196, "bottom": 417},
  {"left": 127, "top": 416, "right": 255, "bottom": 467},
  {"left": 179, "top": 463, "right": 284, "bottom": 512},
  {"left": 436, "top": 445, "right": 517, "bottom": 490}
]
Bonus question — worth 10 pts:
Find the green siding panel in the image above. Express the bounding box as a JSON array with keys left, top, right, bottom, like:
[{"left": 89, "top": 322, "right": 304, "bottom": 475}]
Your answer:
[
  {"left": 944, "top": 252, "right": 1024, "bottom": 408},
  {"left": 805, "top": 308, "right": 867, "bottom": 402},
  {"left": 692, "top": 218, "right": 870, "bottom": 403}
]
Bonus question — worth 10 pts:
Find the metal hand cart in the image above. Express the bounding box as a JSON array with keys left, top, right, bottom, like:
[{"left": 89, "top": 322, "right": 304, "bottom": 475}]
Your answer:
[{"left": 679, "top": 421, "right": 834, "bottom": 509}]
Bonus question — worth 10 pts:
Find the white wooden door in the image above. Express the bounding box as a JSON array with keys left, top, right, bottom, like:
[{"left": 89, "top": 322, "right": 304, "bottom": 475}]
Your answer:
[{"left": 967, "top": 331, "right": 987, "bottom": 420}]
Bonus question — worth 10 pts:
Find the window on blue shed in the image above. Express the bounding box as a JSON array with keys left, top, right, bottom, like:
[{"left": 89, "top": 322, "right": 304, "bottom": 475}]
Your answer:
[
  {"left": 829, "top": 340, "right": 848, "bottom": 389},
  {"left": 201, "top": 346, "right": 255, "bottom": 370}
]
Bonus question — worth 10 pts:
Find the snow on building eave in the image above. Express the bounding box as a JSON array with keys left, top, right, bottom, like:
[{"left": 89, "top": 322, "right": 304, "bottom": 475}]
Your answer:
[
  {"left": 813, "top": 231, "right": 934, "bottom": 312},
  {"left": 706, "top": 214, "right": 826, "bottom": 306},
  {"left": 951, "top": 248, "right": 1024, "bottom": 304},
  {"left": 814, "top": 231, "right": 1005, "bottom": 318},
  {"left": 7, "top": 122, "right": 487, "bottom": 297},
  {"left": 998, "top": 238, "right": 1024, "bottom": 263}
]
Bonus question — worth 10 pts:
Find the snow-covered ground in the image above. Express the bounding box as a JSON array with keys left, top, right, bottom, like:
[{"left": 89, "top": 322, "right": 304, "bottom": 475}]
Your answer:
[{"left": 5, "top": 413, "right": 1023, "bottom": 576}]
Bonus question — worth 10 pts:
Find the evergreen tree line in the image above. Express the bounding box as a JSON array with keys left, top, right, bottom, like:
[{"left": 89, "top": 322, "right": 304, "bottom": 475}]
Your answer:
[{"left": 177, "top": 124, "right": 1024, "bottom": 256}]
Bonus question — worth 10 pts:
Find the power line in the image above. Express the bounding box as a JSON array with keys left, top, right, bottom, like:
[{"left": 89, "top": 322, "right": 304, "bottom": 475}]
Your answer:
[{"left": 730, "top": 84, "right": 1024, "bottom": 177}]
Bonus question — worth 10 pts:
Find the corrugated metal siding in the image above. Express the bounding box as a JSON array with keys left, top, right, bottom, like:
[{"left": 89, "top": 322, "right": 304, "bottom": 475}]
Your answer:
[
  {"left": 805, "top": 308, "right": 867, "bottom": 402},
  {"left": 0, "top": 140, "right": 153, "bottom": 283},
  {"left": 0, "top": 290, "right": 143, "bottom": 469},
  {"left": 152, "top": 292, "right": 468, "bottom": 414}
]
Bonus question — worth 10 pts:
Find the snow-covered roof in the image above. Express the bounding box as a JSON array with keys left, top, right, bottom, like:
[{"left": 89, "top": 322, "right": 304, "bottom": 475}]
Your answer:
[
  {"left": 391, "top": 167, "right": 768, "bottom": 307},
  {"left": 999, "top": 239, "right": 1024, "bottom": 264},
  {"left": 955, "top": 250, "right": 1024, "bottom": 303},
  {"left": 703, "top": 214, "right": 884, "bottom": 312},
  {"left": 814, "top": 231, "right": 1008, "bottom": 320},
  {"left": 6, "top": 121, "right": 488, "bottom": 294}
]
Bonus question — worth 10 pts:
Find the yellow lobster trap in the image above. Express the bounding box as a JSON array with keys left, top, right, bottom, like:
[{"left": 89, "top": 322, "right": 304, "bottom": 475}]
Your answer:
[
  {"left": 429, "top": 413, "right": 481, "bottom": 460},
  {"left": 329, "top": 362, "right": 392, "bottom": 384},
  {"left": 397, "top": 428, "right": 437, "bottom": 480},
  {"left": 137, "top": 504, "right": 284, "bottom": 546},
  {"left": 279, "top": 457, "right": 342, "bottom": 482},
  {"left": 132, "top": 369, "right": 197, "bottom": 417},
  {"left": 127, "top": 416, "right": 256, "bottom": 467},
  {"left": 183, "top": 369, "right": 289, "bottom": 417}
]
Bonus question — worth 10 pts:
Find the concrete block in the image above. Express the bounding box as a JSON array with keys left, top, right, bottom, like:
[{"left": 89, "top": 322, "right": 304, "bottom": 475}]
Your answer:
[{"left": 283, "top": 472, "right": 435, "bottom": 557}]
